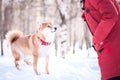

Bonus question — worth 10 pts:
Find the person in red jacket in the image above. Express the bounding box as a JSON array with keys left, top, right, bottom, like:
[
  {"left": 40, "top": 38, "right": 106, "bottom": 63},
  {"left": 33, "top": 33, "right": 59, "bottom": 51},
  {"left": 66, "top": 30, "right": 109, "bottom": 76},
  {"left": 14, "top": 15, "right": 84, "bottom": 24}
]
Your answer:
[{"left": 81, "top": 0, "right": 120, "bottom": 80}]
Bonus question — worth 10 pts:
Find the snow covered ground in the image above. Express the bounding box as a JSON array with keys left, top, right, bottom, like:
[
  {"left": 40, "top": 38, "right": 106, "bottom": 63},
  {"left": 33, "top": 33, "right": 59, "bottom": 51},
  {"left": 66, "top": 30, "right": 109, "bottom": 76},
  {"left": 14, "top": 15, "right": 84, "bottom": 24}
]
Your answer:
[
  {"left": 0, "top": 40, "right": 101, "bottom": 80},
  {"left": 0, "top": 47, "right": 101, "bottom": 80}
]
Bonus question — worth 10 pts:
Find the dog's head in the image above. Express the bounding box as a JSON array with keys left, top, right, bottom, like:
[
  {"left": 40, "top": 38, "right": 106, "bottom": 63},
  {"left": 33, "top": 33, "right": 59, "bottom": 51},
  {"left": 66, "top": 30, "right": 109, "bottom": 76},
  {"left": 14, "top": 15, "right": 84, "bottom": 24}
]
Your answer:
[
  {"left": 36, "top": 22, "right": 57, "bottom": 42},
  {"left": 39, "top": 22, "right": 57, "bottom": 33}
]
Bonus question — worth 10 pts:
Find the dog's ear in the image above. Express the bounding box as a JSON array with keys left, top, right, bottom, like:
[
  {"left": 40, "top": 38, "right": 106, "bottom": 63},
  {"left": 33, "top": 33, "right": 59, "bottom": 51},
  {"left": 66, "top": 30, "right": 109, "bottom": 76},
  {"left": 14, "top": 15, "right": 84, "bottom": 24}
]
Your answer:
[
  {"left": 48, "top": 21, "right": 53, "bottom": 26},
  {"left": 39, "top": 23, "right": 45, "bottom": 30},
  {"left": 41, "top": 23, "right": 47, "bottom": 27},
  {"left": 36, "top": 30, "right": 38, "bottom": 34}
]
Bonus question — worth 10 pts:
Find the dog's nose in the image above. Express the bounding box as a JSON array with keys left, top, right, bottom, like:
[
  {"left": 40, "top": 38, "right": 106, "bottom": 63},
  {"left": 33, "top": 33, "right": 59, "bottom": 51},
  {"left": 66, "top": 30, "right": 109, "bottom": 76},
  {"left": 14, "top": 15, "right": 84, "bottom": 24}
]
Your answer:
[
  {"left": 54, "top": 27, "right": 57, "bottom": 31},
  {"left": 54, "top": 27, "right": 57, "bottom": 32}
]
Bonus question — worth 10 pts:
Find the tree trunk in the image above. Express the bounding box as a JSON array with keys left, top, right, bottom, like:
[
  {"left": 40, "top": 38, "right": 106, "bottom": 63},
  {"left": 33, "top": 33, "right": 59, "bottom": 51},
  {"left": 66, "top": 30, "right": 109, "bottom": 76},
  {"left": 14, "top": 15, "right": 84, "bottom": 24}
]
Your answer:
[
  {"left": 1, "top": 36, "right": 3, "bottom": 56},
  {"left": 4, "top": 0, "right": 13, "bottom": 34},
  {"left": 0, "top": 0, "right": 3, "bottom": 56}
]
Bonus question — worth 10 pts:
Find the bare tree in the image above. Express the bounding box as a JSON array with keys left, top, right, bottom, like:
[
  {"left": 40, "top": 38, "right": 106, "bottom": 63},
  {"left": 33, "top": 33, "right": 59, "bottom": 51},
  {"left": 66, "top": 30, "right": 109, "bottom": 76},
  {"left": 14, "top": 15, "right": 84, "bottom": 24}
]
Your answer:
[
  {"left": 0, "top": 0, "right": 3, "bottom": 56},
  {"left": 0, "top": 0, "right": 2, "bottom": 32},
  {"left": 3, "top": 0, "right": 14, "bottom": 34},
  {"left": 55, "top": 0, "right": 69, "bottom": 58},
  {"left": 0, "top": 0, "right": 92, "bottom": 56}
]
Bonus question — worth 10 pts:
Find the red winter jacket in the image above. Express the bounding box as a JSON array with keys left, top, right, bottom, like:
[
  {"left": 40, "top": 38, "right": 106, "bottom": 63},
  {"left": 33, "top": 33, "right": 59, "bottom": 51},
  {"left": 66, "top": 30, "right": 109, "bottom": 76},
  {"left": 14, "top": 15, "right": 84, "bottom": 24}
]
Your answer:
[{"left": 83, "top": 0, "right": 120, "bottom": 80}]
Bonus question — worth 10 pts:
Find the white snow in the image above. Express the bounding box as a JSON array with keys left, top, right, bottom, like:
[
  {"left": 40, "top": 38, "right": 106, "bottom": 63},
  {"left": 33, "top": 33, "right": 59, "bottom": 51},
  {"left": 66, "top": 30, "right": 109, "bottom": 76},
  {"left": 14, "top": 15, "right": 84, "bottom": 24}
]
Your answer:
[{"left": 0, "top": 41, "right": 101, "bottom": 80}]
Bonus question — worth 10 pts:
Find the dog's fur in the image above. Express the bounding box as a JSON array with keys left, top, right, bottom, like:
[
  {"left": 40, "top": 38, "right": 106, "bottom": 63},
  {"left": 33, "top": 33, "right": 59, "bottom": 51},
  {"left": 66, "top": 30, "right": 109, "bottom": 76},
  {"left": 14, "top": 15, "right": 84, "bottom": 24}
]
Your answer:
[{"left": 6, "top": 22, "right": 56, "bottom": 75}]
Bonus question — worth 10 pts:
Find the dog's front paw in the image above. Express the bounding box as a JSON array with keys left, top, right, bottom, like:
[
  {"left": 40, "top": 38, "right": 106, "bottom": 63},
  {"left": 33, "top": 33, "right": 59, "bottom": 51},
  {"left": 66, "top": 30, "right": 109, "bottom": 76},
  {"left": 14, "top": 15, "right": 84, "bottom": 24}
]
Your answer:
[
  {"left": 35, "top": 72, "right": 41, "bottom": 75},
  {"left": 46, "top": 71, "right": 50, "bottom": 74},
  {"left": 34, "top": 69, "right": 40, "bottom": 75}
]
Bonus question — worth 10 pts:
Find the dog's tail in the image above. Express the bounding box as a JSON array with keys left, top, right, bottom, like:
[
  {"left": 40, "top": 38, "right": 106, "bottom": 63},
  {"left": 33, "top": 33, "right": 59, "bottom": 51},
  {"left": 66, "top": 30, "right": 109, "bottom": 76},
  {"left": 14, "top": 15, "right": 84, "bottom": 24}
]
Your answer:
[{"left": 6, "top": 30, "right": 23, "bottom": 44}]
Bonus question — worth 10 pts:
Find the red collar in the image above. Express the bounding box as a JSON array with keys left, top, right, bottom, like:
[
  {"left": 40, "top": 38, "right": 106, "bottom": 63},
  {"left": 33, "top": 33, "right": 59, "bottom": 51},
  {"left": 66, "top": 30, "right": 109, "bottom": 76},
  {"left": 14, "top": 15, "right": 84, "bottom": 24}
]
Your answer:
[{"left": 38, "top": 37, "right": 51, "bottom": 46}]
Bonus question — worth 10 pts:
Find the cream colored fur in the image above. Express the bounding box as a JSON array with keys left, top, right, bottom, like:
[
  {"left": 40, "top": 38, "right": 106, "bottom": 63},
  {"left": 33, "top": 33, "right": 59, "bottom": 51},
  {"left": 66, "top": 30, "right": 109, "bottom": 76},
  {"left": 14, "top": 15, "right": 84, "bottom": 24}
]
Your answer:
[{"left": 6, "top": 22, "right": 55, "bottom": 75}]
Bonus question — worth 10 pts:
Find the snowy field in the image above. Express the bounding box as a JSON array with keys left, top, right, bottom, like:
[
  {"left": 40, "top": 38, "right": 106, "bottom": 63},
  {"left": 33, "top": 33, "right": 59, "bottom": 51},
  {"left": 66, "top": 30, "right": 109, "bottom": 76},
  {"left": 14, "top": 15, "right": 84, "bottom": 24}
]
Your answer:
[{"left": 0, "top": 41, "right": 101, "bottom": 80}]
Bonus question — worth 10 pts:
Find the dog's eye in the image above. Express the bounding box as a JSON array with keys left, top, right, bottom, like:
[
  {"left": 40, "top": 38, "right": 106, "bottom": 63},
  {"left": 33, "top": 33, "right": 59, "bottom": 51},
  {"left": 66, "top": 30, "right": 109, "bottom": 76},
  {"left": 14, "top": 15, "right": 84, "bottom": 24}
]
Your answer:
[{"left": 48, "top": 25, "right": 51, "bottom": 28}]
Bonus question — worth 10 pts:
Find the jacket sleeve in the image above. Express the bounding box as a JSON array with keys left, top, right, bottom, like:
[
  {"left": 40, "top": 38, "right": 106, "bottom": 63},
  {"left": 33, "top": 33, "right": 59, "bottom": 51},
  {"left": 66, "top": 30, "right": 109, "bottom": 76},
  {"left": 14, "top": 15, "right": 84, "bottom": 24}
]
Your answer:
[{"left": 89, "top": 0, "right": 118, "bottom": 44}]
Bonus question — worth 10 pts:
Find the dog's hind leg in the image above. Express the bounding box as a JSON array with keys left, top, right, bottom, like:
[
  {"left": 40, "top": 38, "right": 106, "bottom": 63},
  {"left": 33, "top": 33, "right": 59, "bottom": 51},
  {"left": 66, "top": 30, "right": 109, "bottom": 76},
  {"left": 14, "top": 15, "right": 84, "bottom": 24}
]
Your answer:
[
  {"left": 15, "top": 58, "right": 20, "bottom": 70},
  {"left": 24, "top": 59, "right": 32, "bottom": 65},
  {"left": 12, "top": 50, "right": 20, "bottom": 70}
]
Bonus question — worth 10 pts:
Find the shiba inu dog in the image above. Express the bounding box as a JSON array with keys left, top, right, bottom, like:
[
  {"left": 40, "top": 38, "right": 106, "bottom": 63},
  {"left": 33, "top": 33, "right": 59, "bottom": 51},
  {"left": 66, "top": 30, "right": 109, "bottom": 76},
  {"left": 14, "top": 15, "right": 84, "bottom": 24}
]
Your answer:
[{"left": 6, "top": 22, "right": 57, "bottom": 75}]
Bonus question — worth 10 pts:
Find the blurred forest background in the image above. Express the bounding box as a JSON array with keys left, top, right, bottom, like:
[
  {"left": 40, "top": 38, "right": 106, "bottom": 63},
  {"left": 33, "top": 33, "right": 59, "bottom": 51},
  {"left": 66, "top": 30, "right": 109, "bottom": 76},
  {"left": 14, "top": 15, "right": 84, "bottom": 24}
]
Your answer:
[{"left": 0, "top": 0, "right": 95, "bottom": 58}]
